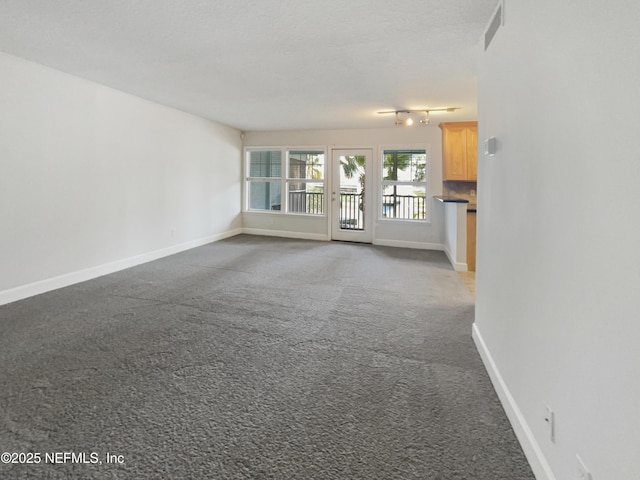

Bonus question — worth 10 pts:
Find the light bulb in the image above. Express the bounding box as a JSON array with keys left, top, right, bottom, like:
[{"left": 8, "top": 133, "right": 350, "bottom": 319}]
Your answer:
[{"left": 405, "top": 117, "right": 414, "bottom": 126}]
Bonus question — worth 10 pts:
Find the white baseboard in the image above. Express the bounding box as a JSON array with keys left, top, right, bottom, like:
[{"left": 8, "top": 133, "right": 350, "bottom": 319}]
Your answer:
[
  {"left": 472, "top": 323, "right": 556, "bottom": 480},
  {"left": 0, "top": 228, "right": 242, "bottom": 306},
  {"left": 241, "top": 229, "right": 443, "bottom": 251},
  {"left": 373, "top": 239, "right": 443, "bottom": 251},
  {"left": 241, "top": 228, "right": 329, "bottom": 242},
  {"left": 443, "top": 245, "right": 468, "bottom": 271}
]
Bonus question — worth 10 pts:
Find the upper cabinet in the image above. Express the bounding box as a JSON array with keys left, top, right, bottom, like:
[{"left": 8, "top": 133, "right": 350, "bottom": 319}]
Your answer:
[{"left": 440, "top": 121, "right": 478, "bottom": 181}]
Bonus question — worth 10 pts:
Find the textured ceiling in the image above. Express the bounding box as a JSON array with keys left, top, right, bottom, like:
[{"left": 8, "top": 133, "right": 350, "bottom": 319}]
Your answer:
[{"left": 0, "top": 0, "right": 498, "bottom": 131}]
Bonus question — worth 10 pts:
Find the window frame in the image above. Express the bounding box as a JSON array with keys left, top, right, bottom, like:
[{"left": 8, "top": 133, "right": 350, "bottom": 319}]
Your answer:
[
  {"left": 379, "top": 146, "right": 430, "bottom": 223},
  {"left": 245, "top": 148, "right": 285, "bottom": 212},
  {"left": 244, "top": 146, "right": 327, "bottom": 217},
  {"left": 285, "top": 149, "right": 326, "bottom": 216}
]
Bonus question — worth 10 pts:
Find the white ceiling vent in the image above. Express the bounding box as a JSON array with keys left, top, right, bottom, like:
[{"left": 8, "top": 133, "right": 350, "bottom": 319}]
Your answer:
[{"left": 484, "top": 1, "right": 503, "bottom": 50}]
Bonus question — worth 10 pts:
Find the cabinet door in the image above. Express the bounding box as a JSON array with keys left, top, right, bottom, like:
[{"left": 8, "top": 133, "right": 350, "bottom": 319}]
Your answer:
[
  {"left": 466, "top": 211, "right": 476, "bottom": 271},
  {"left": 443, "top": 125, "right": 468, "bottom": 180},
  {"left": 466, "top": 127, "right": 478, "bottom": 181}
]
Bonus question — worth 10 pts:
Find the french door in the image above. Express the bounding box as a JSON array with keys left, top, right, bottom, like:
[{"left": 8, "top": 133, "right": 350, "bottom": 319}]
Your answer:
[{"left": 331, "top": 149, "right": 373, "bottom": 243}]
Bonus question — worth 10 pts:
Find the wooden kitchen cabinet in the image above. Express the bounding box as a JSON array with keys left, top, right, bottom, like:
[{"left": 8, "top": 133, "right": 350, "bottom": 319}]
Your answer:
[
  {"left": 466, "top": 211, "right": 476, "bottom": 272},
  {"left": 440, "top": 121, "right": 478, "bottom": 181}
]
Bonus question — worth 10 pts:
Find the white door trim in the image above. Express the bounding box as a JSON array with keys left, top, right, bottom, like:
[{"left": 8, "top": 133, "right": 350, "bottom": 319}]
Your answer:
[{"left": 330, "top": 148, "right": 373, "bottom": 243}]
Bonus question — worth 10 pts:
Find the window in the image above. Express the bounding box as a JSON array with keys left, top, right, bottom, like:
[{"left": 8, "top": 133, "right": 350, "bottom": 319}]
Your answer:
[
  {"left": 247, "top": 150, "right": 282, "bottom": 211},
  {"left": 287, "top": 151, "right": 325, "bottom": 215},
  {"left": 245, "top": 148, "right": 325, "bottom": 215},
  {"left": 381, "top": 149, "right": 427, "bottom": 220}
]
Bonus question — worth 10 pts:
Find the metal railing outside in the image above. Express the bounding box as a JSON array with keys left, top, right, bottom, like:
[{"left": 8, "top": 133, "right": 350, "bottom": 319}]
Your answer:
[
  {"left": 382, "top": 194, "right": 426, "bottom": 220},
  {"left": 288, "top": 191, "right": 324, "bottom": 214},
  {"left": 340, "top": 193, "right": 364, "bottom": 230},
  {"left": 286, "top": 191, "right": 425, "bottom": 221}
]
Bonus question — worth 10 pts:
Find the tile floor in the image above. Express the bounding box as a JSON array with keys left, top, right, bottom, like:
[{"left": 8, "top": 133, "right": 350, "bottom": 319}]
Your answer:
[{"left": 458, "top": 271, "right": 475, "bottom": 298}]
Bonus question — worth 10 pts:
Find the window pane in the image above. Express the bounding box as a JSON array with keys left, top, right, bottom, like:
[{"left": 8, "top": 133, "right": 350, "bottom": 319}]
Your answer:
[
  {"left": 287, "top": 182, "right": 324, "bottom": 214},
  {"left": 249, "top": 150, "right": 281, "bottom": 178},
  {"left": 288, "top": 151, "right": 324, "bottom": 180},
  {"left": 382, "top": 185, "right": 426, "bottom": 220},
  {"left": 383, "top": 150, "right": 426, "bottom": 182},
  {"left": 249, "top": 181, "right": 282, "bottom": 210}
]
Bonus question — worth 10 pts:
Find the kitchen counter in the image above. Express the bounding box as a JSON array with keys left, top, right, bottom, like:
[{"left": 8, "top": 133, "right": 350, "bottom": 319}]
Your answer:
[
  {"left": 435, "top": 196, "right": 477, "bottom": 212},
  {"left": 434, "top": 196, "right": 469, "bottom": 203},
  {"left": 436, "top": 197, "right": 476, "bottom": 271}
]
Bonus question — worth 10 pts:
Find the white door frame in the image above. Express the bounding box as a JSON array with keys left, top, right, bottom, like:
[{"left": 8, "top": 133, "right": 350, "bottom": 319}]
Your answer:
[{"left": 330, "top": 148, "right": 374, "bottom": 243}]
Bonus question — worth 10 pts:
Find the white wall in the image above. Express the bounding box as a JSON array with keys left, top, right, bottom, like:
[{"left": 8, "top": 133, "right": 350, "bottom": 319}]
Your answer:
[
  {"left": 474, "top": 2, "right": 640, "bottom": 479},
  {"left": 442, "top": 202, "right": 467, "bottom": 271},
  {"left": 243, "top": 127, "right": 447, "bottom": 248},
  {"left": 0, "top": 52, "right": 242, "bottom": 304}
]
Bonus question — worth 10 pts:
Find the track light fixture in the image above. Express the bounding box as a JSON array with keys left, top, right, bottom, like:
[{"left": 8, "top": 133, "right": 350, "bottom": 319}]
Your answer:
[{"left": 380, "top": 107, "right": 459, "bottom": 127}]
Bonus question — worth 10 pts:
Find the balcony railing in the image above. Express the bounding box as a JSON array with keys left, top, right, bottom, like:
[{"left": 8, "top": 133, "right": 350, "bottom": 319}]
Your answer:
[
  {"left": 288, "top": 191, "right": 324, "bottom": 214},
  {"left": 382, "top": 194, "right": 426, "bottom": 220},
  {"left": 286, "top": 191, "right": 425, "bottom": 222},
  {"left": 340, "top": 193, "right": 364, "bottom": 230}
]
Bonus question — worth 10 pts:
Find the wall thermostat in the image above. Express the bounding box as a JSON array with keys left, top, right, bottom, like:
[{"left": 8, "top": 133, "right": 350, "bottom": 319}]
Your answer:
[{"left": 484, "top": 137, "right": 497, "bottom": 156}]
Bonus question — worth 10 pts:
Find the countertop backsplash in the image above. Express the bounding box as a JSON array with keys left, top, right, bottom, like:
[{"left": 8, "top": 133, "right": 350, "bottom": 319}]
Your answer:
[{"left": 443, "top": 181, "right": 478, "bottom": 205}]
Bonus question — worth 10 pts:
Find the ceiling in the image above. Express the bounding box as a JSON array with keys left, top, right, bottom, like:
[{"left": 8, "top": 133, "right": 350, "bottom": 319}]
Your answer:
[{"left": 0, "top": 0, "right": 498, "bottom": 131}]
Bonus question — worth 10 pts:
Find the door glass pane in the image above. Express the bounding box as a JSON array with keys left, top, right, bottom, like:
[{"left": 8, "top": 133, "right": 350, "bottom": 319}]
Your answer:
[{"left": 338, "top": 155, "right": 365, "bottom": 230}]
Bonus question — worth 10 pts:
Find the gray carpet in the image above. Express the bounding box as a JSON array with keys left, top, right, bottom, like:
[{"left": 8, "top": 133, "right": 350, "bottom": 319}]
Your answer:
[{"left": 0, "top": 235, "right": 534, "bottom": 479}]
